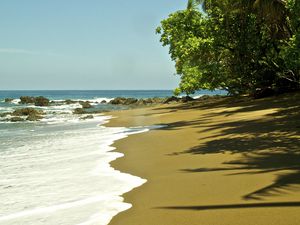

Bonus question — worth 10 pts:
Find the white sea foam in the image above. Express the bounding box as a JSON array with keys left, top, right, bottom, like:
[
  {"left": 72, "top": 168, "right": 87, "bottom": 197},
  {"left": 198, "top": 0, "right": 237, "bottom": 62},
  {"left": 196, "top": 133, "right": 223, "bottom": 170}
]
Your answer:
[
  {"left": 39, "top": 115, "right": 108, "bottom": 125},
  {"left": 89, "top": 98, "right": 114, "bottom": 104},
  {"left": 11, "top": 99, "right": 21, "bottom": 104},
  {"left": 177, "top": 94, "right": 203, "bottom": 99},
  {"left": 0, "top": 107, "right": 14, "bottom": 112},
  {"left": 192, "top": 95, "right": 204, "bottom": 99},
  {"left": 0, "top": 116, "right": 148, "bottom": 225},
  {"left": 46, "top": 102, "right": 82, "bottom": 110}
]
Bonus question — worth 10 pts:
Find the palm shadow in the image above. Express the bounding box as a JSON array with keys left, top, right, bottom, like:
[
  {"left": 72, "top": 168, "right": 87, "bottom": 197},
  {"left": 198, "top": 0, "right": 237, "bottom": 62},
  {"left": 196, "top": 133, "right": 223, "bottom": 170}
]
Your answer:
[
  {"left": 157, "top": 201, "right": 300, "bottom": 211},
  {"left": 183, "top": 152, "right": 300, "bottom": 200},
  {"left": 167, "top": 92, "right": 300, "bottom": 200}
]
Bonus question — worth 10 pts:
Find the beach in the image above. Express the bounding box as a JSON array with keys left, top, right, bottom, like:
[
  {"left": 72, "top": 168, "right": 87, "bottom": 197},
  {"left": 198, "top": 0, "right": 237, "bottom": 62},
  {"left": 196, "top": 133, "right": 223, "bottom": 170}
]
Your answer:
[
  {"left": 0, "top": 90, "right": 178, "bottom": 225},
  {"left": 108, "top": 92, "right": 300, "bottom": 225}
]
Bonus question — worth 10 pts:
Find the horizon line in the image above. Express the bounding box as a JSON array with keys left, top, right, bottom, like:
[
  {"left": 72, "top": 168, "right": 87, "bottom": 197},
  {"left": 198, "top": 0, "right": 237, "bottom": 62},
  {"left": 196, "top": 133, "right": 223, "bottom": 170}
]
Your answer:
[{"left": 0, "top": 89, "right": 175, "bottom": 91}]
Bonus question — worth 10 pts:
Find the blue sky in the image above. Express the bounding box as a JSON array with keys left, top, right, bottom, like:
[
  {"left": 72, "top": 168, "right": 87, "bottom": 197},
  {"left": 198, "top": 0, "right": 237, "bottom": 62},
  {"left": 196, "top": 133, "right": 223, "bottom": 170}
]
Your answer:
[{"left": 0, "top": 0, "right": 188, "bottom": 90}]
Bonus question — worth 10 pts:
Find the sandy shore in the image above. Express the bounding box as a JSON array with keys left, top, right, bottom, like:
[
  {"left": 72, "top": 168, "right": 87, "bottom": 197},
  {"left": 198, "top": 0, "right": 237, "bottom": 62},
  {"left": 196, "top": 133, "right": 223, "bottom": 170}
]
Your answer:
[{"left": 107, "top": 92, "right": 300, "bottom": 225}]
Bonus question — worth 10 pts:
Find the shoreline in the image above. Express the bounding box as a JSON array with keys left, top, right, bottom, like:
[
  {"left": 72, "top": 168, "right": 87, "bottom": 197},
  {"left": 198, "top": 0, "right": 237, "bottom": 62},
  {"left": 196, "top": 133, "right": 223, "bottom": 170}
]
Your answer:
[
  {"left": 0, "top": 115, "right": 150, "bottom": 225},
  {"left": 107, "top": 92, "right": 300, "bottom": 225}
]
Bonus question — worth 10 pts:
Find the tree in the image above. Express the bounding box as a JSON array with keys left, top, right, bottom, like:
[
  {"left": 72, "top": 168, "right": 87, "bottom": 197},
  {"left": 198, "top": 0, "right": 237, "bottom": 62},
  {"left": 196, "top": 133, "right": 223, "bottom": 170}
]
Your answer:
[
  {"left": 277, "top": 0, "right": 300, "bottom": 89},
  {"left": 156, "top": 0, "right": 300, "bottom": 96}
]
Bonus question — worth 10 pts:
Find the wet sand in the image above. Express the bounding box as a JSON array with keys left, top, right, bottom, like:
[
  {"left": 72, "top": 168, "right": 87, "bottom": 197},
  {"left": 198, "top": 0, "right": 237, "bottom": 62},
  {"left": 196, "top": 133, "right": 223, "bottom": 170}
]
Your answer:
[{"left": 107, "top": 92, "right": 300, "bottom": 225}]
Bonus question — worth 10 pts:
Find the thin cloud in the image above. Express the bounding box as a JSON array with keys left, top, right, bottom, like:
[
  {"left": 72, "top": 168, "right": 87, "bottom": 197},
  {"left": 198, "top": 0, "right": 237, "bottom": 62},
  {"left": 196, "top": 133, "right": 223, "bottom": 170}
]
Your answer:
[
  {"left": 0, "top": 48, "right": 40, "bottom": 55},
  {"left": 0, "top": 48, "right": 60, "bottom": 56}
]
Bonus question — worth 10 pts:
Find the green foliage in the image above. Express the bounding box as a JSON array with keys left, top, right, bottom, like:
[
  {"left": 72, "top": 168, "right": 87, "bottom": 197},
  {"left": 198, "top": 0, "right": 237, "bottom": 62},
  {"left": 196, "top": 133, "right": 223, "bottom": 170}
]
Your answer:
[
  {"left": 157, "top": 0, "right": 300, "bottom": 95},
  {"left": 278, "top": 0, "right": 300, "bottom": 88}
]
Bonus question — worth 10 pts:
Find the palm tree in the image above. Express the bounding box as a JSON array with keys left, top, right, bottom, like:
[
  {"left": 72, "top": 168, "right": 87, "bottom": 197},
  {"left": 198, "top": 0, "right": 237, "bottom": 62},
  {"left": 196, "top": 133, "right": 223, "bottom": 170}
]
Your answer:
[
  {"left": 187, "top": 0, "right": 206, "bottom": 10},
  {"left": 192, "top": 0, "right": 290, "bottom": 39},
  {"left": 252, "top": 0, "right": 290, "bottom": 38}
]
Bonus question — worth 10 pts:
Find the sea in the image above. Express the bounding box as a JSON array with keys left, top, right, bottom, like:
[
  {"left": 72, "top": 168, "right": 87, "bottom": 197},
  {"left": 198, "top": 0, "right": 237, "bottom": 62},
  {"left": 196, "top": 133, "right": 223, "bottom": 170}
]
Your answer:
[{"left": 0, "top": 90, "right": 225, "bottom": 225}]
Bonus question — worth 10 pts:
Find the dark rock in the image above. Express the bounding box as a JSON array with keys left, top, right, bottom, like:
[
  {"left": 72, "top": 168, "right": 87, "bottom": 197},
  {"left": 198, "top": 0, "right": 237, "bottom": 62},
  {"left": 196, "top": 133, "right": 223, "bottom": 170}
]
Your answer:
[
  {"left": 64, "top": 99, "right": 77, "bottom": 104},
  {"left": 109, "top": 97, "right": 127, "bottom": 105},
  {"left": 181, "top": 96, "right": 194, "bottom": 102},
  {"left": 73, "top": 108, "right": 86, "bottom": 114},
  {"left": 196, "top": 95, "right": 223, "bottom": 102},
  {"left": 34, "top": 96, "right": 50, "bottom": 106},
  {"left": 164, "top": 96, "right": 179, "bottom": 104},
  {"left": 109, "top": 97, "right": 138, "bottom": 105},
  {"left": 19, "top": 96, "right": 50, "bottom": 106},
  {"left": 110, "top": 97, "right": 165, "bottom": 106},
  {"left": 143, "top": 98, "right": 154, "bottom": 104},
  {"left": 10, "top": 117, "right": 24, "bottom": 122},
  {"left": 12, "top": 108, "right": 44, "bottom": 116},
  {"left": 101, "top": 100, "right": 107, "bottom": 104},
  {"left": 79, "top": 101, "right": 92, "bottom": 108},
  {"left": 151, "top": 97, "right": 165, "bottom": 104},
  {"left": 135, "top": 98, "right": 158, "bottom": 105},
  {"left": 124, "top": 98, "right": 138, "bottom": 105},
  {"left": 0, "top": 112, "right": 11, "bottom": 117},
  {"left": 4, "top": 98, "right": 13, "bottom": 103},
  {"left": 80, "top": 115, "right": 94, "bottom": 120},
  {"left": 20, "top": 96, "right": 35, "bottom": 104},
  {"left": 4, "top": 108, "right": 45, "bottom": 120},
  {"left": 198, "top": 95, "right": 210, "bottom": 100},
  {"left": 89, "top": 109, "right": 109, "bottom": 113},
  {"left": 253, "top": 87, "right": 275, "bottom": 99},
  {"left": 136, "top": 99, "right": 147, "bottom": 106},
  {"left": 26, "top": 114, "right": 43, "bottom": 121}
]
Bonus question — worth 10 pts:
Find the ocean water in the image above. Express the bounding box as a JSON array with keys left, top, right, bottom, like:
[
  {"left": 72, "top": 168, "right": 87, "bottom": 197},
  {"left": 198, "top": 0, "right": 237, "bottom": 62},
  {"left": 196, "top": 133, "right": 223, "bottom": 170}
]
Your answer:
[{"left": 0, "top": 90, "right": 225, "bottom": 225}]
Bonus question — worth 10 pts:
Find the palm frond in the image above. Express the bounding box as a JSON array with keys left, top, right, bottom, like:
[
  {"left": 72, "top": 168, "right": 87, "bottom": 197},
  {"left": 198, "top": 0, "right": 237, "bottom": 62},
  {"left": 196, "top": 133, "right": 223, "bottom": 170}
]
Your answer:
[{"left": 187, "top": 0, "right": 204, "bottom": 10}]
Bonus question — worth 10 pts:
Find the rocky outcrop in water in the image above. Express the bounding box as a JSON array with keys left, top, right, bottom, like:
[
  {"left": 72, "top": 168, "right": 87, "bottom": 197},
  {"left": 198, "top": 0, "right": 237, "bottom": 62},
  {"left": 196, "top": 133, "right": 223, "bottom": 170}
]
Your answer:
[
  {"left": 12, "top": 108, "right": 44, "bottom": 116},
  {"left": 181, "top": 96, "right": 195, "bottom": 103},
  {"left": 10, "top": 117, "right": 25, "bottom": 122},
  {"left": 73, "top": 108, "right": 85, "bottom": 114},
  {"left": 109, "top": 97, "right": 168, "bottom": 106},
  {"left": 163, "top": 96, "right": 180, "bottom": 104},
  {"left": 73, "top": 108, "right": 108, "bottom": 115},
  {"left": 107, "top": 95, "right": 224, "bottom": 106},
  {"left": 10, "top": 108, "right": 45, "bottom": 121},
  {"left": 20, "top": 96, "right": 35, "bottom": 104},
  {"left": 4, "top": 98, "right": 13, "bottom": 103},
  {"left": 110, "top": 97, "right": 138, "bottom": 105},
  {"left": 19, "top": 96, "right": 50, "bottom": 106},
  {"left": 64, "top": 99, "right": 77, "bottom": 104},
  {"left": 79, "top": 101, "right": 92, "bottom": 108},
  {"left": 0, "top": 112, "right": 11, "bottom": 117},
  {"left": 80, "top": 115, "right": 94, "bottom": 120},
  {"left": 26, "top": 114, "right": 43, "bottom": 121},
  {"left": 34, "top": 96, "right": 50, "bottom": 106}
]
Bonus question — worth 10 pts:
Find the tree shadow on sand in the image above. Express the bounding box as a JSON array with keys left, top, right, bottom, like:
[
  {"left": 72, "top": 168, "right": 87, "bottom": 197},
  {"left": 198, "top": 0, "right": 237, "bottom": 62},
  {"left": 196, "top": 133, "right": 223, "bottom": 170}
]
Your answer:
[
  {"left": 182, "top": 152, "right": 300, "bottom": 200},
  {"left": 166, "top": 92, "right": 300, "bottom": 200},
  {"left": 157, "top": 201, "right": 300, "bottom": 211}
]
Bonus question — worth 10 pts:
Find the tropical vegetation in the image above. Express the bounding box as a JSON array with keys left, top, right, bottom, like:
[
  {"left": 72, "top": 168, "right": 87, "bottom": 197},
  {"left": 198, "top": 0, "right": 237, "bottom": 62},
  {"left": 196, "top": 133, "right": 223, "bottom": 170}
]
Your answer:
[{"left": 156, "top": 0, "right": 300, "bottom": 96}]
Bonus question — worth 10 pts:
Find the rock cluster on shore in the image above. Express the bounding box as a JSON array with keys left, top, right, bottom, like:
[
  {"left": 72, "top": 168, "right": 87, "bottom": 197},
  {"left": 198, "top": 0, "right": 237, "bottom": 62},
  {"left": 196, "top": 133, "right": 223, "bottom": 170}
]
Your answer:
[
  {"left": 7, "top": 95, "right": 213, "bottom": 109},
  {"left": 108, "top": 96, "right": 192, "bottom": 105},
  {"left": 73, "top": 108, "right": 108, "bottom": 115},
  {"left": 79, "top": 101, "right": 93, "bottom": 108},
  {"left": 1, "top": 95, "right": 224, "bottom": 121},
  {"left": 107, "top": 95, "right": 218, "bottom": 105}
]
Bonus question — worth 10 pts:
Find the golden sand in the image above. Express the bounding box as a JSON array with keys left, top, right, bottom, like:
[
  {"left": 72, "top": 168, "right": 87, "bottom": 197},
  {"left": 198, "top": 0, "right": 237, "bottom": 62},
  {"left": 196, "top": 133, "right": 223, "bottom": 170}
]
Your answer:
[{"left": 107, "top": 93, "right": 300, "bottom": 225}]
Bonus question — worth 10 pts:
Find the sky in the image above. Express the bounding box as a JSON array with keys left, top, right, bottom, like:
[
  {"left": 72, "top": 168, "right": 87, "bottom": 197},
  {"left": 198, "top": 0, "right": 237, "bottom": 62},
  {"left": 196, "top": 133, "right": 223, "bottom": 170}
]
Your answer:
[{"left": 0, "top": 0, "right": 188, "bottom": 90}]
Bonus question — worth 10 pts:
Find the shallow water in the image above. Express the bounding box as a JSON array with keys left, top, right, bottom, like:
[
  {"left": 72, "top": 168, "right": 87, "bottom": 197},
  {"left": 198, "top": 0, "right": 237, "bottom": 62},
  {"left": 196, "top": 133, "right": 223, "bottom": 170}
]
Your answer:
[
  {"left": 0, "top": 90, "right": 225, "bottom": 224},
  {"left": 0, "top": 117, "right": 148, "bottom": 225}
]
